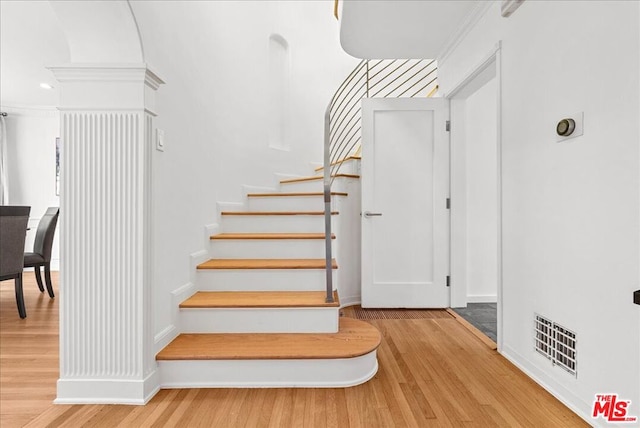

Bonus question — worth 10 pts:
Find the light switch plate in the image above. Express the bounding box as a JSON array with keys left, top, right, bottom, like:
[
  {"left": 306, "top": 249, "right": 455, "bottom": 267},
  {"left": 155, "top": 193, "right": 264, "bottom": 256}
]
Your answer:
[
  {"left": 556, "top": 112, "right": 583, "bottom": 143},
  {"left": 156, "top": 129, "right": 165, "bottom": 152}
]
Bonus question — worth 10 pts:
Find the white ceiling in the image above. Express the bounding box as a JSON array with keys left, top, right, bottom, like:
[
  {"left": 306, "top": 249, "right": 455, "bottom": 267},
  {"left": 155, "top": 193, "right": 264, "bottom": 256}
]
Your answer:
[
  {"left": 340, "top": 0, "right": 481, "bottom": 59},
  {"left": 0, "top": 1, "right": 70, "bottom": 107}
]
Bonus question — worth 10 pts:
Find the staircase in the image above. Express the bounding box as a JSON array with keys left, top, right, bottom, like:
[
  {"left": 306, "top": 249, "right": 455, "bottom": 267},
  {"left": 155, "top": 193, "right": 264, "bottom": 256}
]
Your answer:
[
  {"left": 156, "top": 157, "right": 381, "bottom": 388},
  {"left": 155, "top": 58, "right": 438, "bottom": 388}
]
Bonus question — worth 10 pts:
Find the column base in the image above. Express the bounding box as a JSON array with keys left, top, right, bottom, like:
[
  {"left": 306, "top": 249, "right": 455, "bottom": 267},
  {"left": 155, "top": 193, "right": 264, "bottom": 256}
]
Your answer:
[{"left": 54, "top": 370, "right": 160, "bottom": 405}]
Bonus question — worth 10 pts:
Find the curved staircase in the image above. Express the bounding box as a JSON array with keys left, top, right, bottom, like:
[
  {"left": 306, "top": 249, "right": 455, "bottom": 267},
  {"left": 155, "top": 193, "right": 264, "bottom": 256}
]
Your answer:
[
  {"left": 156, "top": 158, "right": 381, "bottom": 388},
  {"left": 155, "top": 56, "right": 437, "bottom": 388}
]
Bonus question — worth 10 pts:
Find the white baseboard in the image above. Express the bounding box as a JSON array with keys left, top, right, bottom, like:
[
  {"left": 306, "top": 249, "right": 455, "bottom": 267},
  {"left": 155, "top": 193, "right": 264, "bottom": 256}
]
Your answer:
[
  {"left": 339, "top": 295, "right": 361, "bottom": 309},
  {"left": 467, "top": 294, "right": 497, "bottom": 303},
  {"left": 501, "top": 345, "right": 592, "bottom": 426},
  {"left": 190, "top": 250, "right": 208, "bottom": 270},
  {"left": 172, "top": 281, "right": 197, "bottom": 302},
  {"left": 154, "top": 324, "right": 178, "bottom": 354},
  {"left": 203, "top": 223, "right": 219, "bottom": 251},
  {"left": 216, "top": 201, "right": 244, "bottom": 223},
  {"left": 55, "top": 370, "right": 160, "bottom": 405},
  {"left": 242, "top": 184, "right": 276, "bottom": 199}
]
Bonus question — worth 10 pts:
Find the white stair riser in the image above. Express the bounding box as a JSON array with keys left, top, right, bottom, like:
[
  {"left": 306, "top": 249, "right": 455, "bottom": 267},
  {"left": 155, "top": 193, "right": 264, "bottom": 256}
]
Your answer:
[
  {"left": 317, "top": 160, "right": 360, "bottom": 176},
  {"left": 278, "top": 180, "right": 324, "bottom": 193},
  {"left": 279, "top": 177, "right": 355, "bottom": 193},
  {"left": 196, "top": 269, "right": 337, "bottom": 291},
  {"left": 248, "top": 196, "right": 341, "bottom": 212},
  {"left": 210, "top": 239, "right": 335, "bottom": 259},
  {"left": 221, "top": 215, "right": 336, "bottom": 233},
  {"left": 158, "top": 351, "right": 378, "bottom": 388},
  {"left": 180, "top": 307, "right": 339, "bottom": 333}
]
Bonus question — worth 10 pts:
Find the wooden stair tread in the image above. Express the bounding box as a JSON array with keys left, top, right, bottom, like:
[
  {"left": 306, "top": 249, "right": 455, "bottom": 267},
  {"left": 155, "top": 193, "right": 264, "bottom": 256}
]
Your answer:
[
  {"left": 197, "top": 258, "right": 338, "bottom": 270},
  {"left": 210, "top": 233, "right": 335, "bottom": 240},
  {"left": 156, "top": 317, "right": 380, "bottom": 360},
  {"left": 314, "top": 155, "right": 361, "bottom": 172},
  {"left": 279, "top": 174, "right": 359, "bottom": 184},
  {"left": 247, "top": 192, "right": 348, "bottom": 197},
  {"left": 180, "top": 291, "right": 340, "bottom": 308},
  {"left": 221, "top": 211, "right": 338, "bottom": 216}
]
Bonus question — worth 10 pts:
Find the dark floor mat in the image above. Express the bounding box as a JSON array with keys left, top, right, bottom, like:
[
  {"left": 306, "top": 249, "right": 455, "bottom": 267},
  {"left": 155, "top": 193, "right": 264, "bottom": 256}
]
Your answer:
[{"left": 344, "top": 306, "right": 453, "bottom": 320}]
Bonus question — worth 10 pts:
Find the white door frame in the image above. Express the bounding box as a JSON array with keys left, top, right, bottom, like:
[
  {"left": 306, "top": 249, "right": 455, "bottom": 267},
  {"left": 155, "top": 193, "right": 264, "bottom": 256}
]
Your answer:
[{"left": 445, "top": 42, "right": 503, "bottom": 351}]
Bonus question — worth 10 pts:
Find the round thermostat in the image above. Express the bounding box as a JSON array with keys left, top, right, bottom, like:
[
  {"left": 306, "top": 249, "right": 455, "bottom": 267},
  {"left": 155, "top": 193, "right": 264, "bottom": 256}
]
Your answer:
[{"left": 556, "top": 118, "right": 576, "bottom": 136}]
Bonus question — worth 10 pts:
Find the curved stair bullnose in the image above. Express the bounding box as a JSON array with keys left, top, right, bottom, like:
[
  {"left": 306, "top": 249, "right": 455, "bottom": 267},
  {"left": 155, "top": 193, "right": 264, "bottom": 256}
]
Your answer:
[{"left": 157, "top": 317, "right": 381, "bottom": 388}]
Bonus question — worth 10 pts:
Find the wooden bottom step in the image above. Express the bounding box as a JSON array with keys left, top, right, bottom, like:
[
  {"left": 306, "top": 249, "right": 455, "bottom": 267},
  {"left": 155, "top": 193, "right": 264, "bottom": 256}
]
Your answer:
[
  {"left": 157, "top": 317, "right": 379, "bottom": 361},
  {"left": 158, "top": 318, "right": 380, "bottom": 387}
]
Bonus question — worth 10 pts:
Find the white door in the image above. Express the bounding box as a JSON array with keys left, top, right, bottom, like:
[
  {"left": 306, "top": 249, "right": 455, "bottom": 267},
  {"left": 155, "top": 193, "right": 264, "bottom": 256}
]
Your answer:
[{"left": 361, "top": 98, "right": 450, "bottom": 308}]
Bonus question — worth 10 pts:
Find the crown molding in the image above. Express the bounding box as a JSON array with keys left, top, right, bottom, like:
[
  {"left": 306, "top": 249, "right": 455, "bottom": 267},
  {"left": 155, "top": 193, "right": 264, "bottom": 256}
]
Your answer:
[
  {"left": 0, "top": 105, "right": 59, "bottom": 117},
  {"left": 48, "top": 63, "right": 164, "bottom": 89},
  {"left": 437, "top": 1, "right": 495, "bottom": 67}
]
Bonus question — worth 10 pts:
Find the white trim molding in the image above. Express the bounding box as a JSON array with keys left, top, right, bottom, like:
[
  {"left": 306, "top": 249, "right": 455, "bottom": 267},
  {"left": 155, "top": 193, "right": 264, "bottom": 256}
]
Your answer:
[
  {"left": 48, "top": 63, "right": 163, "bottom": 86},
  {"left": 437, "top": 1, "right": 495, "bottom": 67},
  {"left": 55, "top": 371, "right": 160, "bottom": 405},
  {"left": 467, "top": 294, "right": 498, "bottom": 303}
]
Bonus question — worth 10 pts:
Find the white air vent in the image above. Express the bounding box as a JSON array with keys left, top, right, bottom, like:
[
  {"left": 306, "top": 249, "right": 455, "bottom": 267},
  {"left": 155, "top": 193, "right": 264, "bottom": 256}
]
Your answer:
[
  {"left": 534, "top": 314, "right": 553, "bottom": 360},
  {"left": 534, "top": 314, "right": 577, "bottom": 377}
]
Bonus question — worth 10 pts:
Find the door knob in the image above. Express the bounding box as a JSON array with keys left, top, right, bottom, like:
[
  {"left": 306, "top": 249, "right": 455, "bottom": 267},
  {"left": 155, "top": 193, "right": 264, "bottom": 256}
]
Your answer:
[{"left": 363, "top": 211, "right": 383, "bottom": 217}]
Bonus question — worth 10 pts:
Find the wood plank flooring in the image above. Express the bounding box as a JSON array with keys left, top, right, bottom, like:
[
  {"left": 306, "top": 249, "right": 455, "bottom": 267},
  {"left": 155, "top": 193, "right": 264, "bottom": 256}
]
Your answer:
[
  {"left": 1, "top": 271, "right": 59, "bottom": 428},
  {"left": 1, "top": 273, "right": 588, "bottom": 427}
]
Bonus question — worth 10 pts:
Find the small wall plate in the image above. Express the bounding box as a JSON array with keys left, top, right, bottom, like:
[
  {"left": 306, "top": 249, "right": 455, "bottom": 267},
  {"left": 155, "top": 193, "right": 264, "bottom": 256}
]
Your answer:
[
  {"left": 556, "top": 112, "right": 583, "bottom": 143},
  {"left": 156, "top": 128, "right": 165, "bottom": 152}
]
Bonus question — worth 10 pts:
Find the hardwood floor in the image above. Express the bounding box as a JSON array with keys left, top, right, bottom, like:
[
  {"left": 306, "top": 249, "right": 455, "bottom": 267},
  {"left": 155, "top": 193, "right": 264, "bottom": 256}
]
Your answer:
[
  {"left": 1, "top": 272, "right": 588, "bottom": 427},
  {"left": 1, "top": 271, "right": 59, "bottom": 428}
]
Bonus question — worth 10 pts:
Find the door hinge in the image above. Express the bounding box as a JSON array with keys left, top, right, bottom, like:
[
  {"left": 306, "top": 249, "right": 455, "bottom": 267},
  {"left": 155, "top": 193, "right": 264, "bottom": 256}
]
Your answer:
[
  {"left": 446, "top": 275, "right": 451, "bottom": 287},
  {"left": 445, "top": 120, "right": 451, "bottom": 132},
  {"left": 446, "top": 198, "right": 451, "bottom": 209}
]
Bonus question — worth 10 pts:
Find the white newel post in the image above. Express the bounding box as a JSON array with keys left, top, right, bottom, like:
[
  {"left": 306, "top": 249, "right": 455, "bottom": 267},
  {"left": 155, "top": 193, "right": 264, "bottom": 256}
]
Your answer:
[{"left": 50, "top": 65, "right": 164, "bottom": 404}]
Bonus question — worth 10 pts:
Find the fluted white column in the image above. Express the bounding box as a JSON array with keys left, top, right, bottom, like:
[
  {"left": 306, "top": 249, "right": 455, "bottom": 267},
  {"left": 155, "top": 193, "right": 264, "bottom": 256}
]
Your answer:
[{"left": 50, "top": 65, "right": 163, "bottom": 404}]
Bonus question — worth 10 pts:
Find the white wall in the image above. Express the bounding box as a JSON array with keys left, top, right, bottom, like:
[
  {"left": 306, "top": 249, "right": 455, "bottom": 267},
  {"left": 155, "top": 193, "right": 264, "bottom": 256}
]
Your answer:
[
  {"left": 464, "top": 78, "right": 498, "bottom": 302},
  {"left": 128, "top": 1, "right": 359, "bottom": 343},
  {"left": 1, "top": 106, "right": 60, "bottom": 268},
  {"left": 440, "top": 1, "right": 639, "bottom": 423}
]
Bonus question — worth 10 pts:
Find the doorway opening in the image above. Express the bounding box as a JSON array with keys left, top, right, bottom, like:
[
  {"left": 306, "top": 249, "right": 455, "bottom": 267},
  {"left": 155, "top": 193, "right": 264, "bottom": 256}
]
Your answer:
[{"left": 448, "top": 44, "right": 502, "bottom": 349}]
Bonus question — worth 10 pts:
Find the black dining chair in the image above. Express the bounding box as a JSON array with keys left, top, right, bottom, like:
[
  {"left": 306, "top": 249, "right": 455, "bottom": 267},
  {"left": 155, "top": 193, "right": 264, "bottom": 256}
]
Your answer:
[
  {"left": 0, "top": 206, "right": 31, "bottom": 318},
  {"left": 24, "top": 207, "right": 59, "bottom": 298}
]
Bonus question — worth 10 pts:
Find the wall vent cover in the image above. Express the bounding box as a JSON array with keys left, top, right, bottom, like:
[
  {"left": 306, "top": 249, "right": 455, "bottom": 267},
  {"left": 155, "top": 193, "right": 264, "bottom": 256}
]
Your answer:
[
  {"left": 534, "top": 314, "right": 554, "bottom": 360},
  {"left": 534, "top": 314, "right": 577, "bottom": 377}
]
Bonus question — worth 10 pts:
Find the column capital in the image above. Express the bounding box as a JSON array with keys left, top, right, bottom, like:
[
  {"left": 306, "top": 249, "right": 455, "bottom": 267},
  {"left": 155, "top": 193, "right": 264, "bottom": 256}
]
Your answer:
[{"left": 48, "top": 63, "right": 164, "bottom": 114}]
